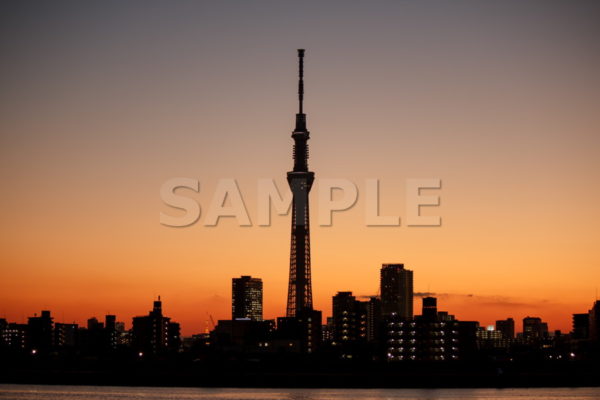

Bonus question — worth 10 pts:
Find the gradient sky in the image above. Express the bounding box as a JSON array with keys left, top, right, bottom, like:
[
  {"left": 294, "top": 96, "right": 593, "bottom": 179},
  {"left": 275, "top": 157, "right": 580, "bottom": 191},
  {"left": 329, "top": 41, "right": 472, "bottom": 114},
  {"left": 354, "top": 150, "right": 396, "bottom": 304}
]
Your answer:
[{"left": 1, "top": 1, "right": 599, "bottom": 335}]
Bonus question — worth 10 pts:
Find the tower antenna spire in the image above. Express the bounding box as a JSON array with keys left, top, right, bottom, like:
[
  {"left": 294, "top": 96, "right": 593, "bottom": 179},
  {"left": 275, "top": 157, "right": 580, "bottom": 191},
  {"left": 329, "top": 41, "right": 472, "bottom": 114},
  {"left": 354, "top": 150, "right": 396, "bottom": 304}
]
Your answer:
[
  {"left": 287, "top": 48, "right": 314, "bottom": 320},
  {"left": 298, "top": 49, "right": 304, "bottom": 114}
]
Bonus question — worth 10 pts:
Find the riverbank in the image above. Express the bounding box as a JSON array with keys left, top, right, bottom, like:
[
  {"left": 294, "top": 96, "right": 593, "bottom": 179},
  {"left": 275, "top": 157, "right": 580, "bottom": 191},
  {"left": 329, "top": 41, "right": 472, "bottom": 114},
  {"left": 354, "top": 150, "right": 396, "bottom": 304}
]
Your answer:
[{"left": 3, "top": 363, "right": 600, "bottom": 388}]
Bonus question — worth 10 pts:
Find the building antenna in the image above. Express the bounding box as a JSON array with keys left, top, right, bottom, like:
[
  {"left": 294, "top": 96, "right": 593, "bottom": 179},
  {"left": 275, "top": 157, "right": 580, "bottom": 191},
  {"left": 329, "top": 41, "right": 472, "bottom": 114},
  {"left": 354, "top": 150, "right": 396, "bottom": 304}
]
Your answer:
[{"left": 298, "top": 48, "right": 304, "bottom": 114}]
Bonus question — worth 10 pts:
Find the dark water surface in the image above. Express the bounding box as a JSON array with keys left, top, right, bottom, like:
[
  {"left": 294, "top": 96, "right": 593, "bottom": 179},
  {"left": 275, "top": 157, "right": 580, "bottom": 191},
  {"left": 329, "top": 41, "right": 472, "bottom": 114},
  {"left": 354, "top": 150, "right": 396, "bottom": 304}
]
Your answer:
[{"left": 1, "top": 385, "right": 599, "bottom": 400}]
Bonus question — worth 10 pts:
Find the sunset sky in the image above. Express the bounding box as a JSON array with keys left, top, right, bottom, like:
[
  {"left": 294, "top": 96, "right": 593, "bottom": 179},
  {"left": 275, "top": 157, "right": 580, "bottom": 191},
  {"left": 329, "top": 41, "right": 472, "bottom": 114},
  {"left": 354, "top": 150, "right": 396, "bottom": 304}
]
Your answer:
[{"left": 1, "top": 1, "right": 599, "bottom": 335}]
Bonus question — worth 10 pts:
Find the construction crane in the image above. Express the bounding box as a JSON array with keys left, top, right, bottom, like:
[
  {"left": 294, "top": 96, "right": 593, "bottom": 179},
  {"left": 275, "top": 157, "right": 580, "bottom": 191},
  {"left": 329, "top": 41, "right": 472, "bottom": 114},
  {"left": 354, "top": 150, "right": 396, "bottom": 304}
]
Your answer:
[{"left": 205, "top": 312, "right": 216, "bottom": 332}]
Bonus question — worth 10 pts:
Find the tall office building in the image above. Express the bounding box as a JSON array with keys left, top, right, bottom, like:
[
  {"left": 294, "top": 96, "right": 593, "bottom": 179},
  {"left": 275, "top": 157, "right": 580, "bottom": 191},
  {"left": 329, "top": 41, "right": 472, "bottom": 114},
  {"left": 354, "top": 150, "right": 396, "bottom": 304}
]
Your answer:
[
  {"left": 422, "top": 297, "right": 438, "bottom": 320},
  {"left": 522, "top": 316, "right": 548, "bottom": 341},
  {"left": 380, "top": 263, "right": 413, "bottom": 319},
  {"left": 572, "top": 313, "right": 590, "bottom": 340},
  {"left": 232, "top": 275, "right": 263, "bottom": 321},
  {"left": 496, "top": 318, "right": 515, "bottom": 339}
]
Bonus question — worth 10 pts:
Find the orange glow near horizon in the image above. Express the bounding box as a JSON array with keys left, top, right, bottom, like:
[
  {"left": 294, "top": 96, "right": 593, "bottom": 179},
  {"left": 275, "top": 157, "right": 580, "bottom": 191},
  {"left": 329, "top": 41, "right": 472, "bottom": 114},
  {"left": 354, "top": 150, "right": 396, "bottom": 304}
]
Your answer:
[{"left": 1, "top": 181, "right": 598, "bottom": 335}]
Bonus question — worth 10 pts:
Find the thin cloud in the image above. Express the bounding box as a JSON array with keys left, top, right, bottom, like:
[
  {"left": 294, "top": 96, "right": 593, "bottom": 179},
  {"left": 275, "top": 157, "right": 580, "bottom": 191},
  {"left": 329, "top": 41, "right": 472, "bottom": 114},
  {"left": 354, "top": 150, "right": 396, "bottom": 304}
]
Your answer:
[{"left": 358, "top": 292, "right": 553, "bottom": 310}]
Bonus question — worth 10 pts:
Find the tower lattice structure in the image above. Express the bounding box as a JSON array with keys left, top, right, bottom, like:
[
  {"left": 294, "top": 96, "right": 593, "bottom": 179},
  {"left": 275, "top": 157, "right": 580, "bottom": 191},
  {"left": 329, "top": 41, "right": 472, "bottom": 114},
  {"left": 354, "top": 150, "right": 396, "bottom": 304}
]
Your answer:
[{"left": 286, "top": 49, "right": 315, "bottom": 318}]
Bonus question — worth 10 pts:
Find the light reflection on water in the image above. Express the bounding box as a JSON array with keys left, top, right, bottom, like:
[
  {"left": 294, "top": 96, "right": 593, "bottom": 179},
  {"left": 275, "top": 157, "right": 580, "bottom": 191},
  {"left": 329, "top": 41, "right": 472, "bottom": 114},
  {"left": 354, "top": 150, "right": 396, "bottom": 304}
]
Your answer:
[{"left": 0, "top": 385, "right": 599, "bottom": 400}]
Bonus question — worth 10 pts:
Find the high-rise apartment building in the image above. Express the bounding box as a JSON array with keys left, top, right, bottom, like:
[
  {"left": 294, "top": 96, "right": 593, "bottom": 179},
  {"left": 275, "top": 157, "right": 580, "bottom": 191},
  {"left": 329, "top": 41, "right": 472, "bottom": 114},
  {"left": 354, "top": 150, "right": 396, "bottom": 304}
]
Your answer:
[{"left": 380, "top": 264, "right": 413, "bottom": 319}]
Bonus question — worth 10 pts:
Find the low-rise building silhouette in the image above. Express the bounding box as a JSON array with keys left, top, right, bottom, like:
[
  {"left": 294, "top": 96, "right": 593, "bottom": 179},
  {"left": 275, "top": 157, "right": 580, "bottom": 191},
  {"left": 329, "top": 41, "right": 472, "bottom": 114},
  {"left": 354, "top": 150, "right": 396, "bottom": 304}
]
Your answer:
[
  {"left": 132, "top": 297, "right": 181, "bottom": 355},
  {"left": 385, "top": 297, "right": 477, "bottom": 361},
  {"left": 27, "top": 310, "right": 53, "bottom": 354}
]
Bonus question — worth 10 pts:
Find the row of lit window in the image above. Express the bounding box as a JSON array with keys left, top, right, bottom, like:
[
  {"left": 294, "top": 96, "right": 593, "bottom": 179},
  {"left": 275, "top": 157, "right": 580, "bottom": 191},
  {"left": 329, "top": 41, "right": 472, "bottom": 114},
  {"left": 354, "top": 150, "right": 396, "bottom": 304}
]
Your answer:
[
  {"left": 388, "top": 346, "right": 459, "bottom": 353},
  {"left": 387, "top": 354, "right": 459, "bottom": 361},
  {"left": 388, "top": 330, "right": 458, "bottom": 336},
  {"left": 388, "top": 322, "right": 457, "bottom": 328}
]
